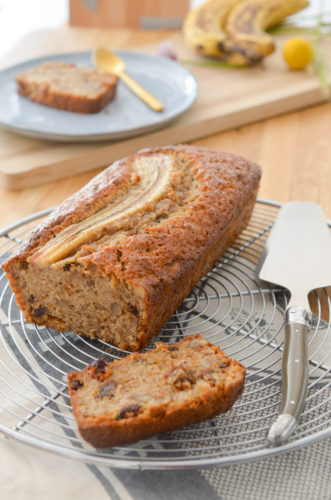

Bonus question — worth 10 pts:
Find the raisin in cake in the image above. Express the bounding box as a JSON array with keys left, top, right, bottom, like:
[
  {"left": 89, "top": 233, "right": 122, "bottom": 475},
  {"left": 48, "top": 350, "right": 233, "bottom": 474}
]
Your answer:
[
  {"left": 3, "top": 145, "right": 261, "bottom": 351},
  {"left": 16, "top": 61, "right": 117, "bottom": 113},
  {"left": 68, "top": 334, "right": 246, "bottom": 448}
]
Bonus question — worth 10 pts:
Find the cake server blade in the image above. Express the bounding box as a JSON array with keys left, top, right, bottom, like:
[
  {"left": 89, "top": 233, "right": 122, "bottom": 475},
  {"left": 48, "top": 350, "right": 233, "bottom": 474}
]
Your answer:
[{"left": 256, "top": 201, "right": 331, "bottom": 445}]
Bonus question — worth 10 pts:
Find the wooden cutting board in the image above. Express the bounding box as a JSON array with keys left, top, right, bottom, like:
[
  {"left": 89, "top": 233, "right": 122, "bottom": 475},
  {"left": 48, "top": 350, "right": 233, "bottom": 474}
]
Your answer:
[{"left": 1, "top": 27, "right": 330, "bottom": 190}]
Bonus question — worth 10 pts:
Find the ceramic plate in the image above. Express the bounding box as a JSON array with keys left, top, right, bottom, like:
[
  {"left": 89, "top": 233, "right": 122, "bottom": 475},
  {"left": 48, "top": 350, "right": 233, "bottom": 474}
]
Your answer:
[{"left": 0, "top": 51, "right": 198, "bottom": 142}]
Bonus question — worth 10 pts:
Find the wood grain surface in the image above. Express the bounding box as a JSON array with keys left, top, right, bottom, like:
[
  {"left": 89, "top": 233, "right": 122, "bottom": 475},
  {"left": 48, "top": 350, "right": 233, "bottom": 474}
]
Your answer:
[
  {"left": 0, "top": 27, "right": 330, "bottom": 189},
  {"left": 0, "top": 26, "right": 330, "bottom": 229}
]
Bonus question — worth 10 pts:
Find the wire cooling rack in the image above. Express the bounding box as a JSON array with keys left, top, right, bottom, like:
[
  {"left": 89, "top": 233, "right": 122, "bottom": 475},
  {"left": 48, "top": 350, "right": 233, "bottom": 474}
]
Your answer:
[{"left": 0, "top": 199, "right": 330, "bottom": 470}]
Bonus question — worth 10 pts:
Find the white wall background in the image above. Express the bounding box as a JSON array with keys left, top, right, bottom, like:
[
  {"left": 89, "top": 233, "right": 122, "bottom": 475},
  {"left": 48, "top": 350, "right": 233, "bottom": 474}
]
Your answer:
[{"left": 0, "top": 0, "right": 68, "bottom": 60}]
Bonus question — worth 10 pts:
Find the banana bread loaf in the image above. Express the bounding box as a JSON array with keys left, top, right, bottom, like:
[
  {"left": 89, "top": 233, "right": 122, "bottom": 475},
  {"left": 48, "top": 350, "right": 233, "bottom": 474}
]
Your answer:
[
  {"left": 16, "top": 61, "right": 118, "bottom": 113},
  {"left": 68, "top": 334, "right": 246, "bottom": 448},
  {"left": 3, "top": 145, "right": 261, "bottom": 351}
]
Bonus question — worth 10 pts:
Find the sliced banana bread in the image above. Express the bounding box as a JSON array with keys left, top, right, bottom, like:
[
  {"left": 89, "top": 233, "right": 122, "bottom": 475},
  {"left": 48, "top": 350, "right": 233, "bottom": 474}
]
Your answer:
[
  {"left": 16, "top": 61, "right": 118, "bottom": 113},
  {"left": 68, "top": 334, "right": 246, "bottom": 448}
]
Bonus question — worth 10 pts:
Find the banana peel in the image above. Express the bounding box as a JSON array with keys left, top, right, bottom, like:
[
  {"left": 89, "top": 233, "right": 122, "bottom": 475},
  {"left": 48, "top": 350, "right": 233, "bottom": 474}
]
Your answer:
[
  {"left": 183, "top": 0, "right": 309, "bottom": 66},
  {"left": 183, "top": 0, "right": 248, "bottom": 65}
]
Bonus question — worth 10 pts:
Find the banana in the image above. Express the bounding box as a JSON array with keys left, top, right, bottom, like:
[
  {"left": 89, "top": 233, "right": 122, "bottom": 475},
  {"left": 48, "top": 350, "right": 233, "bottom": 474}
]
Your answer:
[
  {"left": 183, "top": 0, "right": 309, "bottom": 66},
  {"left": 225, "top": 0, "right": 309, "bottom": 63},
  {"left": 182, "top": 0, "right": 249, "bottom": 66}
]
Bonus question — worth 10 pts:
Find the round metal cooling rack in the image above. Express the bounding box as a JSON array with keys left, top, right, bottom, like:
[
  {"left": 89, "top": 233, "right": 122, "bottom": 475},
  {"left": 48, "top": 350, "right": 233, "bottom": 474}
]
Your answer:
[{"left": 0, "top": 199, "right": 330, "bottom": 469}]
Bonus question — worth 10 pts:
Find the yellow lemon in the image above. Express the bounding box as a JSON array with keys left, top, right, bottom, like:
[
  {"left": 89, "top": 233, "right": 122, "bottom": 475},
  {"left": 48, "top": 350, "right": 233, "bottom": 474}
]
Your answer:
[{"left": 282, "top": 37, "right": 314, "bottom": 70}]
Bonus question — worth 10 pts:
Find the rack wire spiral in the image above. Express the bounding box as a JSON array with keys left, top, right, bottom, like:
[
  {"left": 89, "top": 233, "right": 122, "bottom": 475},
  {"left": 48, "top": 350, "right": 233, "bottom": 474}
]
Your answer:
[{"left": 0, "top": 199, "right": 330, "bottom": 469}]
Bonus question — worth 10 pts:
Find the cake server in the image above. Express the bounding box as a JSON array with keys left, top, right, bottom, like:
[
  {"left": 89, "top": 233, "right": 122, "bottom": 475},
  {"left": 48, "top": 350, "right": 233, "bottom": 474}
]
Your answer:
[{"left": 255, "top": 201, "right": 331, "bottom": 445}]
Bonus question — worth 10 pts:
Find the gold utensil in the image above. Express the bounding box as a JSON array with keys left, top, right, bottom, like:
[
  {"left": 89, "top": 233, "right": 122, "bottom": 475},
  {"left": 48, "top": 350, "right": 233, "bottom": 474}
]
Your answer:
[{"left": 95, "top": 48, "right": 164, "bottom": 112}]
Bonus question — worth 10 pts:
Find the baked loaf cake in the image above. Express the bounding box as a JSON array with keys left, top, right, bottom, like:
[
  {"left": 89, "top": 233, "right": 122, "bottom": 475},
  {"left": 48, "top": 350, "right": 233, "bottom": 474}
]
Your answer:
[
  {"left": 16, "top": 61, "right": 118, "bottom": 113},
  {"left": 68, "top": 334, "right": 246, "bottom": 448},
  {"left": 3, "top": 145, "right": 261, "bottom": 351}
]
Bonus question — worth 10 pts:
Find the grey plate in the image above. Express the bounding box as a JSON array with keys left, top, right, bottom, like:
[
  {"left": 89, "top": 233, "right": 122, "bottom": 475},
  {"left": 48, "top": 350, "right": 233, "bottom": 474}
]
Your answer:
[{"left": 0, "top": 51, "right": 198, "bottom": 142}]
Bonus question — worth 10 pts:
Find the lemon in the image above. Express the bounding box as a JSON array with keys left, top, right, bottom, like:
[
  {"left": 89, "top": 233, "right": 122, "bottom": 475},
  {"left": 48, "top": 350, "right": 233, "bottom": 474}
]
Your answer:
[{"left": 282, "top": 37, "right": 314, "bottom": 70}]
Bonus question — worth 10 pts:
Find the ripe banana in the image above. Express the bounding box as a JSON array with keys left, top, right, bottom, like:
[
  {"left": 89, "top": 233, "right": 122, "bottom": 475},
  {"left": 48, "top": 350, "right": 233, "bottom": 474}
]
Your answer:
[
  {"left": 183, "top": 0, "right": 309, "bottom": 66},
  {"left": 226, "top": 0, "right": 309, "bottom": 63},
  {"left": 182, "top": 0, "right": 248, "bottom": 66}
]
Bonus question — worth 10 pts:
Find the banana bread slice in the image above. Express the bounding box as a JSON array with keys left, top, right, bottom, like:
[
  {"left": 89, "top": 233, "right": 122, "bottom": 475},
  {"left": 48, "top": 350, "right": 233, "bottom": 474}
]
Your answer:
[
  {"left": 16, "top": 61, "right": 118, "bottom": 113},
  {"left": 3, "top": 145, "right": 261, "bottom": 351},
  {"left": 68, "top": 334, "right": 246, "bottom": 448}
]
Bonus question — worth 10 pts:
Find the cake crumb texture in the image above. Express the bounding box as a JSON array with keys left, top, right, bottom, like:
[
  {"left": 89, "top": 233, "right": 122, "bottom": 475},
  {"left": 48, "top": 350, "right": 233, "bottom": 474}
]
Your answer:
[
  {"left": 68, "top": 334, "right": 246, "bottom": 448},
  {"left": 16, "top": 61, "right": 118, "bottom": 113}
]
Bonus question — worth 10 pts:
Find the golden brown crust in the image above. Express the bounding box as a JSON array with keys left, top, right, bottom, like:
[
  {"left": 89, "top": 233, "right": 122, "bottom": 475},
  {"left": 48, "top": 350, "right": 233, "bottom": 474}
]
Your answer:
[
  {"left": 16, "top": 61, "right": 118, "bottom": 114},
  {"left": 4, "top": 146, "right": 260, "bottom": 263},
  {"left": 79, "top": 146, "right": 261, "bottom": 348},
  {"left": 3, "top": 157, "right": 132, "bottom": 262},
  {"left": 3, "top": 145, "right": 261, "bottom": 351},
  {"left": 68, "top": 334, "right": 246, "bottom": 448}
]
